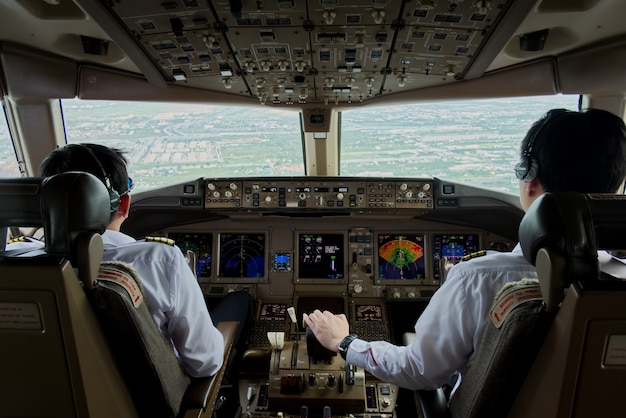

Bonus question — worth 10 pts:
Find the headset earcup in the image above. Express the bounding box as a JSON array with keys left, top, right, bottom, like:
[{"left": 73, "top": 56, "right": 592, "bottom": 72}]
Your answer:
[{"left": 109, "top": 189, "right": 120, "bottom": 212}]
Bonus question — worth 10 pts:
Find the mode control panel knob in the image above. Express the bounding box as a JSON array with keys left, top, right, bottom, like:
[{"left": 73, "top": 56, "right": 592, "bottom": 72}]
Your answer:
[
  {"left": 229, "top": 182, "right": 238, "bottom": 190},
  {"left": 327, "top": 373, "right": 336, "bottom": 388},
  {"left": 353, "top": 284, "right": 363, "bottom": 294}
]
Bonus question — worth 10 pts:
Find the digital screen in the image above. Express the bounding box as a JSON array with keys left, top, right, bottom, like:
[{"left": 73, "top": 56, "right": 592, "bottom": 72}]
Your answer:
[
  {"left": 218, "top": 233, "right": 265, "bottom": 278},
  {"left": 168, "top": 232, "right": 212, "bottom": 278},
  {"left": 377, "top": 234, "right": 426, "bottom": 280},
  {"left": 355, "top": 305, "right": 384, "bottom": 322},
  {"left": 433, "top": 234, "right": 480, "bottom": 281},
  {"left": 259, "top": 303, "right": 287, "bottom": 321},
  {"left": 297, "top": 233, "right": 344, "bottom": 279},
  {"left": 296, "top": 296, "right": 345, "bottom": 322},
  {"left": 273, "top": 252, "right": 291, "bottom": 271}
]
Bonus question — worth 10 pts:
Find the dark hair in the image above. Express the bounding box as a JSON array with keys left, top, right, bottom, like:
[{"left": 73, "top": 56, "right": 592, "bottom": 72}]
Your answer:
[
  {"left": 520, "top": 108, "right": 626, "bottom": 193},
  {"left": 39, "top": 143, "right": 130, "bottom": 197}
]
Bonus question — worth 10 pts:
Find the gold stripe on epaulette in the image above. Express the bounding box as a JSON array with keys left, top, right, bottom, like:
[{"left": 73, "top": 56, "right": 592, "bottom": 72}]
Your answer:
[
  {"left": 462, "top": 250, "right": 487, "bottom": 262},
  {"left": 7, "top": 236, "right": 27, "bottom": 244},
  {"left": 145, "top": 236, "right": 175, "bottom": 246}
]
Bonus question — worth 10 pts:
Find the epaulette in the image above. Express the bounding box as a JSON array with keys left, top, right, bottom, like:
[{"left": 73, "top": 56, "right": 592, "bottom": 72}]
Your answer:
[
  {"left": 7, "top": 236, "right": 32, "bottom": 244},
  {"left": 145, "top": 236, "right": 175, "bottom": 246},
  {"left": 462, "top": 250, "right": 487, "bottom": 262}
]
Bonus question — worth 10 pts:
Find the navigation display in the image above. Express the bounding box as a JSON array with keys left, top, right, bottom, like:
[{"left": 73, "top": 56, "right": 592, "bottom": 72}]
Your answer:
[
  {"left": 218, "top": 233, "right": 265, "bottom": 278},
  {"left": 377, "top": 234, "right": 426, "bottom": 280},
  {"left": 297, "top": 233, "right": 344, "bottom": 279},
  {"left": 433, "top": 233, "right": 480, "bottom": 281},
  {"left": 168, "top": 232, "right": 213, "bottom": 278}
]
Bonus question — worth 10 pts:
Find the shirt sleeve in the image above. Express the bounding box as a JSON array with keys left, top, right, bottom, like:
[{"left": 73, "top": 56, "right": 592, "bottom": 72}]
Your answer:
[
  {"left": 346, "top": 265, "right": 475, "bottom": 390},
  {"left": 166, "top": 250, "right": 225, "bottom": 377}
]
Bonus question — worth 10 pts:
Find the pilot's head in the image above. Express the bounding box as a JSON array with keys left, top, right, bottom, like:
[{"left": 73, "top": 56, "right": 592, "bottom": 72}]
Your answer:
[
  {"left": 516, "top": 108, "right": 626, "bottom": 209},
  {"left": 39, "top": 143, "right": 133, "bottom": 224}
]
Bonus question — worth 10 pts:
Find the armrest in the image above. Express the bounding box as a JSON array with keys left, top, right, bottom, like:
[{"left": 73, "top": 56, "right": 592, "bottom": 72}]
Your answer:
[
  {"left": 180, "top": 321, "right": 239, "bottom": 418},
  {"left": 416, "top": 389, "right": 452, "bottom": 418}
]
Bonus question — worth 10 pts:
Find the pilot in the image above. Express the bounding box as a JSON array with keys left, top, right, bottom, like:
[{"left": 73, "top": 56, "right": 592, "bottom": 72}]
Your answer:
[
  {"left": 9, "top": 143, "right": 253, "bottom": 378},
  {"left": 304, "top": 108, "right": 626, "bottom": 391}
]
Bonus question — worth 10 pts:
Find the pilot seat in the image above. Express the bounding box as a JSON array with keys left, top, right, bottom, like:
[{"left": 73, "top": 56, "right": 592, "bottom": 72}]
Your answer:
[
  {"left": 0, "top": 172, "right": 237, "bottom": 418},
  {"left": 415, "top": 192, "right": 626, "bottom": 418}
]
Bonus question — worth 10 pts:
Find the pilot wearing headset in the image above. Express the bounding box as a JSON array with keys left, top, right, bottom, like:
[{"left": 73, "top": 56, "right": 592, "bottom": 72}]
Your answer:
[
  {"left": 17, "top": 143, "right": 253, "bottom": 378},
  {"left": 304, "top": 108, "right": 626, "bottom": 391}
]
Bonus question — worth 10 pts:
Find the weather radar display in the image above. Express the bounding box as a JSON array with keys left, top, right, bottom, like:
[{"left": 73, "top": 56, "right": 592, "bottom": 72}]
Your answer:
[{"left": 378, "top": 234, "right": 426, "bottom": 280}]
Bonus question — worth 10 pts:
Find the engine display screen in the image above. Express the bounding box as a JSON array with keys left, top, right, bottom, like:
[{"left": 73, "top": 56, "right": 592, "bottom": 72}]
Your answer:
[
  {"left": 377, "top": 234, "right": 426, "bottom": 280},
  {"left": 218, "top": 233, "right": 265, "bottom": 278},
  {"left": 297, "top": 233, "right": 344, "bottom": 279},
  {"left": 433, "top": 234, "right": 480, "bottom": 281}
]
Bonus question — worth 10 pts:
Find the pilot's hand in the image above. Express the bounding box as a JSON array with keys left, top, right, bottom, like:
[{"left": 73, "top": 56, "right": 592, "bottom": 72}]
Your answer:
[{"left": 303, "top": 309, "right": 350, "bottom": 353}]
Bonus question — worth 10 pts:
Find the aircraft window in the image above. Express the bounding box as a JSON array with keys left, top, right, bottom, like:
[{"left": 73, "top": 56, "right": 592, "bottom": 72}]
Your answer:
[
  {"left": 340, "top": 95, "right": 579, "bottom": 194},
  {"left": 0, "top": 111, "right": 20, "bottom": 177},
  {"left": 61, "top": 99, "right": 304, "bottom": 192}
]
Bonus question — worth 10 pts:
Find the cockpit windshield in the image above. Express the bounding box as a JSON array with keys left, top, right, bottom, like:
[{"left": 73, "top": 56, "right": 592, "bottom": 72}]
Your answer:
[
  {"left": 62, "top": 100, "right": 305, "bottom": 191},
  {"left": 1, "top": 94, "right": 579, "bottom": 194},
  {"left": 340, "top": 95, "right": 579, "bottom": 194}
]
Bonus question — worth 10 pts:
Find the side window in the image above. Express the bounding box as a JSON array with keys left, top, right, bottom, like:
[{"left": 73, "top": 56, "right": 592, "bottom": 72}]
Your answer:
[{"left": 0, "top": 109, "right": 20, "bottom": 177}]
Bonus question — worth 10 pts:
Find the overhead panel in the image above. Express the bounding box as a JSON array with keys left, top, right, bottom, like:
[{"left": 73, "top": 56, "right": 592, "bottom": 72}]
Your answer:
[{"left": 100, "top": 0, "right": 513, "bottom": 106}]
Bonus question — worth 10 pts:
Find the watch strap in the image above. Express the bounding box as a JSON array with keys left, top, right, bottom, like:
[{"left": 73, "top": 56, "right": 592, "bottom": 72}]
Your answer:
[{"left": 338, "top": 333, "right": 358, "bottom": 360}]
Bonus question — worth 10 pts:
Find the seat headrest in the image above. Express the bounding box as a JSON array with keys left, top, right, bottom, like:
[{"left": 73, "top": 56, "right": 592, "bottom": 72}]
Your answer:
[
  {"left": 0, "top": 172, "right": 110, "bottom": 256},
  {"left": 519, "top": 192, "right": 626, "bottom": 286}
]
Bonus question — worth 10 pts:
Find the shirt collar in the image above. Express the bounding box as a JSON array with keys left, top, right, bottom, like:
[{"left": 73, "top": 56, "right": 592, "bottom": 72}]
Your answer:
[{"left": 102, "top": 229, "right": 136, "bottom": 246}]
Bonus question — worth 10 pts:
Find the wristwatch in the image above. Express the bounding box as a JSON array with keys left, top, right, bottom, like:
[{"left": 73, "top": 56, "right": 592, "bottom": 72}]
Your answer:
[{"left": 338, "top": 333, "right": 358, "bottom": 360}]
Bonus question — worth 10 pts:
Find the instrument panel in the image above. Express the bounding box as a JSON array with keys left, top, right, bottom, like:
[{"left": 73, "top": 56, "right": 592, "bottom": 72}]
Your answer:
[{"left": 139, "top": 176, "right": 518, "bottom": 417}]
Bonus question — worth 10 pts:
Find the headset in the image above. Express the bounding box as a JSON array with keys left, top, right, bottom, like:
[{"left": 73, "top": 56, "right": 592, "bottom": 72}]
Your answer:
[
  {"left": 514, "top": 110, "right": 571, "bottom": 183},
  {"left": 72, "top": 144, "right": 121, "bottom": 212}
]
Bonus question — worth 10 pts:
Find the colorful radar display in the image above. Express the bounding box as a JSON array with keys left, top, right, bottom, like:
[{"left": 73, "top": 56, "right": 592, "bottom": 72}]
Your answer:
[{"left": 378, "top": 234, "right": 426, "bottom": 280}]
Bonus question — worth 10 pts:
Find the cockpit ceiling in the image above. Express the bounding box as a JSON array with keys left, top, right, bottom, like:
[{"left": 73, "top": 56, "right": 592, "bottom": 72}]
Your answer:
[{"left": 84, "top": 0, "right": 519, "bottom": 105}]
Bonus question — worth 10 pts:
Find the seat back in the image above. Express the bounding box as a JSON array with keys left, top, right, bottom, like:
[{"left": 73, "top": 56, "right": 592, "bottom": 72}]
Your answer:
[
  {"left": 0, "top": 172, "right": 138, "bottom": 417},
  {"left": 507, "top": 193, "right": 626, "bottom": 418},
  {"left": 446, "top": 192, "right": 626, "bottom": 418},
  {"left": 90, "top": 261, "right": 190, "bottom": 417}
]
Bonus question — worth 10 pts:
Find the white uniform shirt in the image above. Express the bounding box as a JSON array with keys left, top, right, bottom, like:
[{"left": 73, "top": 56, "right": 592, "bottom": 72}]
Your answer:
[
  {"left": 101, "top": 230, "right": 225, "bottom": 377},
  {"left": 346, "top": 244, "right": 537, "bottom": 390}
]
